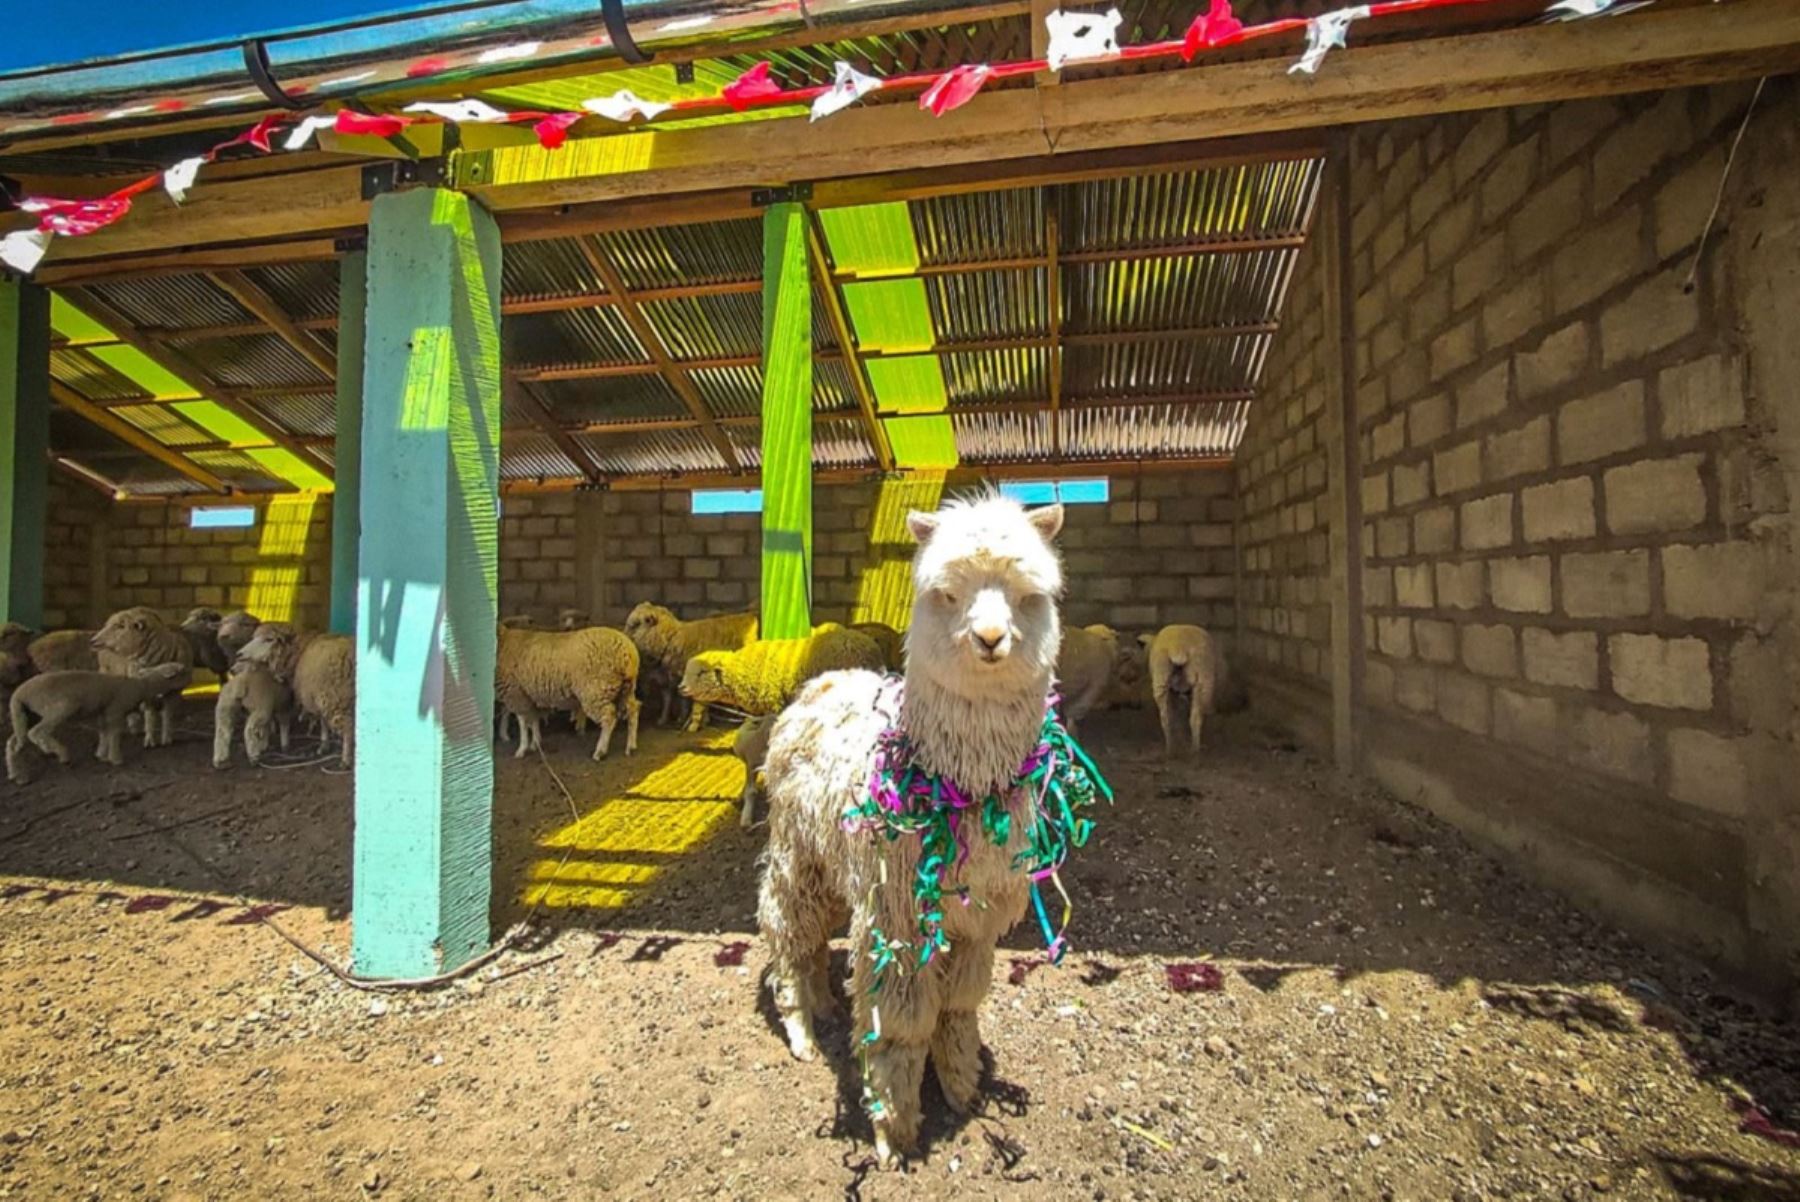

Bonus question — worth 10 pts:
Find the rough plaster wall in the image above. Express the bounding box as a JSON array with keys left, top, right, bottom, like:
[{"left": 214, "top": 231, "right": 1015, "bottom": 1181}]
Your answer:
[
  {"left": 1240, "top": 79, "right": 1799, "bottom": 989},
  {"left": 42, "top": 479, "right": 107, "bottom": 631}
]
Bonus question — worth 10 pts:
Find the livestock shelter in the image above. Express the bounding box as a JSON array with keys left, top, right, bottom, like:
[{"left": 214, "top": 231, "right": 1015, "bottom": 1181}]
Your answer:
[{"left": 1, "top": 0, "right": 1798, "bottom": 1193}]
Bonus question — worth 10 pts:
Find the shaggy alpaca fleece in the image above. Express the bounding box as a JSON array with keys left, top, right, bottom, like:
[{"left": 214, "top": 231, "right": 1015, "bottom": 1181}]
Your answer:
[
  {"left": 756, "top": 492, "right": 1066, "bottom": 1165},
  {"left": 679, "top": 625, "right": 884, "bottom": 719}
]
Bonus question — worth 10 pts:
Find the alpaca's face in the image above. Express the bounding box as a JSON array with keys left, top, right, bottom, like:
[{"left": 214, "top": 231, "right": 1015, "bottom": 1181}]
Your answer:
[{"left": 904, "top": 496, "right": 1064, "bottom": 698}]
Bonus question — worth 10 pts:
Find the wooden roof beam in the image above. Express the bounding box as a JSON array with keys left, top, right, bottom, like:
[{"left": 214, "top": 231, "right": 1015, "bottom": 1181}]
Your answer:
[
  {"left": 207, "top": 269, "right": 338, "bottom": 381},
  {"left": 1046, "top": 202, "right": 1064, "bottom": 459},
  {"left": 571, "top": 236, "right": 741, "bottom": 473},
  {"left": 48, "top": 380, "right": 230, "bottom": 494},
  {"left": 507, "top": 378, "right": 608, "bottom": 485},
  {"left": 804, "top": 210, "right": 894, "bottom": 473}
]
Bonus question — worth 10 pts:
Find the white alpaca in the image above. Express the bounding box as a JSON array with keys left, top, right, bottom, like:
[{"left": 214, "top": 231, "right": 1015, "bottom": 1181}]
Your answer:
[{"left": 757, "top": 492, "right": 1070, "bottom": 1166}]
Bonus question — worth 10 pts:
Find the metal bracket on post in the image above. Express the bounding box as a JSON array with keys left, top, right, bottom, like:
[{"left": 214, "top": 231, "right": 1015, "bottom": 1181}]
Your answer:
[
  {"left": 362, "top": 159, "right": 449, "bottom": 201},
  {"left": 751, "top": 183, "right": 812, "bottom": 208},
  {"left": 335, "top": 234, "right": 369, "bottom": 255}
]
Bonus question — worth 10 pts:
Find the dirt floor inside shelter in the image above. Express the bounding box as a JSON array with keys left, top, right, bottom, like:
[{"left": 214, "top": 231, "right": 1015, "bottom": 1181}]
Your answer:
[{"left": 0, "top": 703, "right": 1796, "bottom": 1201}]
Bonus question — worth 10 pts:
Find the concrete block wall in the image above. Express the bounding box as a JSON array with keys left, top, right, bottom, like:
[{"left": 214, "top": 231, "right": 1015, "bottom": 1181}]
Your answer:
[
  {"left": 42, "top": 479, "right": 109, "bottom": 631},
  {"left": 1240, "top": 79, "right": 1800, "bottom": 995}
]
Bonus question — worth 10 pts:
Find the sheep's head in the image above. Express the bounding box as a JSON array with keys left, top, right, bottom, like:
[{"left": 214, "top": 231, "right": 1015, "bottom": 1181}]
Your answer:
[
  {"left": 624, "top": 602, "right": 675, "bottom": 652},
  {"left": 92, "top": 606, "right": 166, "bottom": 657},
  {"left": 0, "top": 622, "right": 33, "bottom": 655},
  {"left": 216, "top": 611, "right": 262, "bottom": 657},
  {"left": 1115, "top": 636, "right": 1149, "bottom": 694},
  {"left": 904, "top": 492, "right": 1064, "bottom": 700},
  {"left": 679, "top": 654, "right": 730, "bottom": 705},
  {"left": 557, "top": 608, "right": 591, "bottom": 631},
  {"left": 236, "top": 621, "right": 298, "bottom": 676},
  {"left": 180, "top": 607, "right": 224, "bottom": 639}
]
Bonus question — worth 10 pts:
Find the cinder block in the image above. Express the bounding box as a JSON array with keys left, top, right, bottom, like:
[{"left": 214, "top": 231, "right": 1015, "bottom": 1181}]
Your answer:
[
  {"left": 1609, "top": 633, "right": 1713, "bottom": 710},
  {"left": 1663, "top": 541, "right": 1767, "bottom": 621},
  {"left": 1484, "top": 276, "right": 1545, "bottom": 351},
  {"left": 1521, "top": 477, "right": 1597, "bottom": 542},
  {"left": 1604, "top": 454, "right": 1707, "bottom": 535},
  {"left": 1409, "top": 395, "right": 1452, "bottom": 447},
  {"left": 1414, "top": 619, "right": 1457, "bottom": 664},
  {"left": 1490, "top": 555, "right": 1553, "bottom": 613},
  {"left": 1391, "top": 461, "right": 1431, "bottom": 508},
  {"left": 1461, "top": 622, "right": 1518, "bottom": 679},
  {"left": 1509, "top": 166, "right": 1584, "bottom": 264},
  {"left": 1437, "top": 671, "right": 1492, "bottom": 735},
  {"left": 1515, "top": 322, "right": 1590, "bottom": 400},
  {"left": 1371, "top": 413, "right": 1407, "bottom": 463},
  {"left": 1600, "top": 274, "right": 1701, "bottom": 368},
  {"left": 1456, "top": 361, "right": 1511, "bottom": 429},
  {"left": 1430, "top": 318, "right": 1481, "bottom": 381},
  {"left": 1459, "top": 493, "right": 1514, "bottom": 551},
  {"left": 1548, "top": 209, "right": 1641, "bottom": 316},
  {"left": 1433, "top": 441, "right": 1483, "bottom": 496},
  {"left": 1376, "top": 615, "right": 1413, "bottom": 658},
  {"left": 1364, "top": 566, "right": 1394, "bottom": 607},
  {"left": 1664, "top": 727, "right": 1748, "bottom": 817},
  {"left": 1558, "top": 381, "right": 1647, "bottom": 466},
  {"left": 1562, "top": 549, "right": 1650, "bottom": 618},
  {"left": 1494, "top": 687, "right": 1559, "bottom": 753},
  {"left": 1395, "top": 564, "right": 1435, "bottom": 609},
  {"left": 1570, "top": 705, "right": 1654, "bottom": 784},
  {"left": 1395, "top": 663, "right": 1437, "bottom": 714},
  {"left": 1362, "top": 472, "right": 1391, "bottom": 516},
  {"left": 1414, "top": 506, "right": 1455, "bottom": 553},
  {"left": 1522, "top": 627, "right": 1598, "bottom": 690},
  {"left": 1659, "top": 355, "right": 1746, "bottom": 439},
  {"left": 1435, "top": 560, "right": 1485, "bottom": 610}
]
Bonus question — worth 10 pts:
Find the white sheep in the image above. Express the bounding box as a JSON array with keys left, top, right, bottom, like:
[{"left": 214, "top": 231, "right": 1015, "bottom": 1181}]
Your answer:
[
  {"left": 1141, "top": 624, "right": 1220, "bottom": 759},
  {"left": 495, "top": 625, "right": 640, "bottom": 760},
  {"left": 179, "top": 607, "right": 231, "bottom": 677},
  {"left": 212, "top": 659, "right": 294, "bottom": 769},
  {"left": 26, "top": 628, "right": 98, "bottom": 674},
  {"left": 1055, "top": 623, "right": 1122, "bottom": 737},
  {"left": 7, "top": 663, "right": 189, "bottom": 785},
  {"left": 757, "top": 494, "right": 1070, "bottom": 1166},
  {"left": 216, "top": 611, "right": 262, "bottom": 662},
  {"left": 678, "top": 625, "right": 885, "bottom": 722},
  {"left": 850, "top": 622, "right": 904, "bottom": 671},
  {"left": 90, "top": 607, "right": 195, "bottom": 749},
  {"left": 236, "top": 624, "right": 356, "bottom": 768},
  {"left": 732, "top": 714, "right": 775, "bottom": 828},
  {"left": 623, "top": 603, "right": 758, "bottom": 730}
]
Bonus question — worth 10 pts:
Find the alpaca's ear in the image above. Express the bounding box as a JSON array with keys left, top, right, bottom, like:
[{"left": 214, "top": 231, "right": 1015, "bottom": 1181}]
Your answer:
[
  {"left": 1027, "top": 502, "right": 1065, "bottom": 542},
  {"left": 906, "top": 511, "right": 940, "bottom": 544}
]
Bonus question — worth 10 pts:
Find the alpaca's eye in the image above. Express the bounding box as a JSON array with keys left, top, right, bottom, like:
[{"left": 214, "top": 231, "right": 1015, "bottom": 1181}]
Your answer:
[{"left": 936, "top": 589, "right": 959, "bottom": 606}]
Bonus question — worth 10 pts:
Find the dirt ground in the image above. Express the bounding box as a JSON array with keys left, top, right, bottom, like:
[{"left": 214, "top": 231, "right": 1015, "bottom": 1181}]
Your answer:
[{"left": 0, "top": 701, "right": 1796, "bottom": 1201}]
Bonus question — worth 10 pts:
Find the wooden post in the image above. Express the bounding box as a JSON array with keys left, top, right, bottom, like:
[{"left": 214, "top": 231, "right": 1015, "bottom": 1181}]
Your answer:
[
  {"left": 0, "top": 279, "right": 49, "bottom": 629},
  {"left": 331, "top": 249, "right": 366, "bottom": 635},
  {"left": 761, "top": 202, "right": 813, "bottom": 640},
  {"left": 1320, "top": 140, "right": 1365, "bottom": 772},
  {"left": 352, "top": 189, "right": 502, "bottom": 979}
]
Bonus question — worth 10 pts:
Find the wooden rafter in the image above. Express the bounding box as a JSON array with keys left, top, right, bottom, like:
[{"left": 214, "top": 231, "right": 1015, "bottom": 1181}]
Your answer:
[
  {"left": 206, "top": 269, "right": 338, "bottom": 380},
  {"left": 58, "top": 287, "right": 336, "bottom": 483},
  {"left": 572, "top": 236, "right": 741, "bottom": 473},
  {"left": 507, "top": 377, "right": 606, "bottom": 484},
  {"left": 804, "top": 210, "right": 895, "bottom": 473},
  {"left": 48, "top": 380, "right": 229, "bottom": 494}
]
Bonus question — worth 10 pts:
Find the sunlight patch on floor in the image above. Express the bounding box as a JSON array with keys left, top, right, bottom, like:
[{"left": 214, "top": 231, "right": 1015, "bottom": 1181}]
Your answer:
[{"left": 522, "top": 731, "right": 742, "bottom": 910}]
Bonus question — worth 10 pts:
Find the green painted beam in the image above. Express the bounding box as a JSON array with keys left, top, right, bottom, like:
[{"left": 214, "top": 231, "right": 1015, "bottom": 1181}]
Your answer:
[
  {"left": 353, "top": 189, "right": 502, "bottom": 980},
  {"left": 331, "top": 250, "right": 366, "bottom": 635},
  {"left": 761, "top": 202, "right": 812, "bottom": 641},
  {"left": 0, "top": 280, "right": 49, "bottom": 630}
]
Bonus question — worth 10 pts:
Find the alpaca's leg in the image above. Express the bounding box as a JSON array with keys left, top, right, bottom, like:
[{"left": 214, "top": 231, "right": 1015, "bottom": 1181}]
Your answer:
[
  {"left": 867, "top": 1039, "right": 930, "bottom": 1168},
  {"left": 930, "top": 942, "right": 996, "bottom": 1115},
  {"left": 805, "top": 942, "right": 837, "bottom": 1019},
  {"left": 758, "top": 852, "right": 838, "bottom": 1061}
]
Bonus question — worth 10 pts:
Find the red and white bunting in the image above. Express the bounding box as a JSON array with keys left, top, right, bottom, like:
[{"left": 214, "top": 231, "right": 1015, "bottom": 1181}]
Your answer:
[
  {"left": 581, "top": 91, "right": 673, "bottom": 123},
  {"left": 811, "top": 62, "right": 882, "bottom": 122},
  {"left": 919, "top": 64, "right": 992, "bottom": 117},
  {"left": 1289, "top": 6, "right": 1370, "bottom": 74},
  {"left": 1181, "top": 0, "right": 1244, "bottom": 61},
  {"left": 162, "top": 156, "right": 206, "bottom": 204},
  {"left": 0, "top": 229, "right": 51, "bottom": 274},
  {"left": 1044, "top": 7, "right": 1123, "bottom": 72},
  {"left": 403, "top": 99, "right": 511, "bottom": 124}
]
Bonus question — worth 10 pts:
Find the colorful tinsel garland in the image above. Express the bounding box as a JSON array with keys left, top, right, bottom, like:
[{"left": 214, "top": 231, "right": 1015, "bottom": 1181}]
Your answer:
[{"left": 841, "top": 677, "right": 1112, "bottom": 1117}]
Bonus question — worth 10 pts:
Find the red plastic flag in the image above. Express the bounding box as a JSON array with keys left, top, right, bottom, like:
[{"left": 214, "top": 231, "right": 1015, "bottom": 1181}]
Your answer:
[
  {"left": 533, "top": 111, "right": 584, "bottom": 149},
  {"left": 1182, "top": 0, "right": 1245, "bottom": 61},
  {"left": 335, "top": 110, "right": 413, "bottom": 138},
  {"left": 722, "top": 62, "right": 783, "bottom": 111},
  {"left": 919, "top": 64, "right": 991, "bottom": 116},
  {"left": 216, "top": 114, "right": 285, "bottom": 155},
  {"left": 21, "top": 195, "right": 133, "bottom": 237}
]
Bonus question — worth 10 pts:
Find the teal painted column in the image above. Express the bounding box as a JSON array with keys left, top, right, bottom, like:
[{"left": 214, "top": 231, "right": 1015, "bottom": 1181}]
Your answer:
[
  {"left": 760, "top": 202, "right": 812, "bottom": 641},
  {"left": 353, "top": 189, "right": 501, "bottom": 979},
  {"left": 0, "top": 279, "right": 49, "bottom": 630},
  {"left": 330, "top": 249, "right": 366, "bottom": 635}
]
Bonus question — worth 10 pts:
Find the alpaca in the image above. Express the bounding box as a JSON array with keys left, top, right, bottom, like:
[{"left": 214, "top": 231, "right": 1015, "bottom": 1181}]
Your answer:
[{"left": 758, "top": 492, "right": 1093, "bottom": 1167}]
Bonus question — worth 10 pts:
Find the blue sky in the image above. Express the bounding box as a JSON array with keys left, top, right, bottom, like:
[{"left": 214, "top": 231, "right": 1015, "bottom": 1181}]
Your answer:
[{"left": 0, "top": 2, "right": 414, "bottom": 71}]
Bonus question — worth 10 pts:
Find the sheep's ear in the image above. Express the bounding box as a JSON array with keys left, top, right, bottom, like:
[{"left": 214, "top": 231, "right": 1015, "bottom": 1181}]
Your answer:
[
  {"left": 1137, "top": 633, "right": 1155, "bottom": 649},
  {"left": 906, "top": 511, "right": 940, "bottom": 544},
  {"left": 1027, "top": 502, "right": 1064, "bottom": 542}
]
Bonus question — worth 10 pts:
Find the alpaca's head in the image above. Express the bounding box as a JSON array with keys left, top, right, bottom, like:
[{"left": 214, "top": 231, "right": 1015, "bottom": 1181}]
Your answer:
[{"left": 904, "top": 492, "right": 1064, "bottom": 700}]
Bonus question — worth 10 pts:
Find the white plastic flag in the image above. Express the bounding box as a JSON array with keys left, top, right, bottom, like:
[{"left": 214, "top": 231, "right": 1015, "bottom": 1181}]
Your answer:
[
  {"left": 403, "top": 99, "right": 511, "bottom": 124},
  {"left": 162, "top": 156, "right": 206, "bottom": 204},
  {"left": 281, "top": 115, "right": 336, "bottom": 151},
  {"left": 1289, "top": 6, "right": 1370, "bottom": 75},
  {"left": 1044, "top": 8, "right": 1123, "bottom": 72},
  {"left": 1545, "top": 0, "right": 1650, "bottom": 18},
  {"left": 0, "top": 229, "right": 51, "bottom": 275},
  {"left": 581, "top": 91, "right": 673, "bottom": 123},
  {"left": 810, "top": 62, "right": 881, "bottom": 122}
]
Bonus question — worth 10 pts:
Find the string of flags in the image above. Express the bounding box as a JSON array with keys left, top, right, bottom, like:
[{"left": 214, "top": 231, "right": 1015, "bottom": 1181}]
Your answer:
[{"left": 0, "top": 0, "right": 1648, "bottom": 276}]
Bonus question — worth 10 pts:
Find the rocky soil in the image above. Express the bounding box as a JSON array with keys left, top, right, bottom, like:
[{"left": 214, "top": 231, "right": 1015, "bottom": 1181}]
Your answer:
[{"left": 0, "top": 705, "right": 1794, "bottom": 1200}]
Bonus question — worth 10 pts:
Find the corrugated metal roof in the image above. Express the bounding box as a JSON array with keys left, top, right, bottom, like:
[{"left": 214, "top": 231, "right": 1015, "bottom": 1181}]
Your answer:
[
  {"left": 173, "top": 334, "right": 329, "bottom": 390},
  {"left": 254, "top": 391, "right": 338, "bottom": 438},
  {"left": 245, "top": 261, "right": 340, "bottom": 321},
  {"left": 535, "top": 375, "right": 690, "bottom": 425},
  {"left": 83, "top": 274, "right": 253, "bottom": 330}
]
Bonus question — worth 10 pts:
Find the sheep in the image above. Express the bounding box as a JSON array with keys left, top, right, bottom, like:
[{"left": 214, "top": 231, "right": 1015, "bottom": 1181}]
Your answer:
[
  {"left": 850, "top": 621, "right": 905, "bottom": 671},
  {"left": 557, "top": 608, "right": 591, "bottom": 631},
  {"left": 622, "top": 603, "right": 758, "bottom": 731},
  {"left": 494, "top": 625, "right": 640, "bottom": 761},
  {"left": 1055, "top": 623, "right": 1122, "bottom": 737},
  {"left": 216, "top": 611, "right": 262, "bottom": 662},
  {"left": 678, "top": 625, "right": 885, "bottom": 723},
  {"left": 179, "top": 608, "right": 232, "bottom": 677},
  {"left": 27, "top": 628, "right": 98, "bottom": 675},
  {"left": 90, "top": 606, "right": 195, "bottom": 749},
  {"left": 1108, "top": 635, "right": 1151, "bottom": 710},
  {"left": 1141, "top": 624, "right": 1220, "bottom": 759},
  {"left": 757, "top": 493, "right": 1071, "bottom": 1166},
  {"left": 212, "top": 659, "right": 294, "bottom": 769},
  {"left": 7, "top": 663, "right": 190, "bottom": 784},
  {"left": 236, "top": 623, "right": 356, "bottom": 767},
  {"left": 732, "top": 714, "right": 775, "bottom": 828}
]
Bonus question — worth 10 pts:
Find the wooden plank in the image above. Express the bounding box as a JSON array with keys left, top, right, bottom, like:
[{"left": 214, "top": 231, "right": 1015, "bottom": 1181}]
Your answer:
[
  {"left": 1320, "top": 140, "right": 1364, "bottom": 773},
  {"left": 35, "top": 239, "right": 343, "bottom": 287},
  {"left": 805, "top": 211, "right": 894, "bottom": 473},
  {"left": 48, "top": 381, "right": 229, "bottom": 494},
  {"left": 57, "top": 287, "right": 337, "bottom": 484},
  {"left": 50, "top": 454, "right": 120, "bottom": 499},
  {"left": 208, "top": 269, "right": 339, "bottom": 380},
  {"left": 509, "top": 377, "right": 606, "bottom": 484},
  {"left": 0, "top": 279, "right": 51, "bottom": 627},
  {"left": 1046, "top": 204, "right": 1064, "bottom": 459},
  {"left": 572, "top": 236, "right": 740, "bottom": 472}
]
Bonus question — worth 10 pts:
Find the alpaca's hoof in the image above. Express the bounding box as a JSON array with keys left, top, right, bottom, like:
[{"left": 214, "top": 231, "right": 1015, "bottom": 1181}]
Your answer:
[
  {"left": 874, "top": 1129, "right": 913, "bottom": 1171},
  {"left": 781, "top": 1017, "right": 820, "bottom": 1062},
  {"left": 940, "top": 1082, "right": 977, "bottom": 1116}
]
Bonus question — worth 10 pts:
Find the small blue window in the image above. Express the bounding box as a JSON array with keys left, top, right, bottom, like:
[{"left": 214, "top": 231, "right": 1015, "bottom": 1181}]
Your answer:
[
  {"left": 692, "top": 488, "right": 763, "bottom": 515},
  {"left": 999, "top": 478, "right": 1109, "bottom": 506},
  {"left": 189, "top": 506, "right": 256, "bottom": 530}
]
